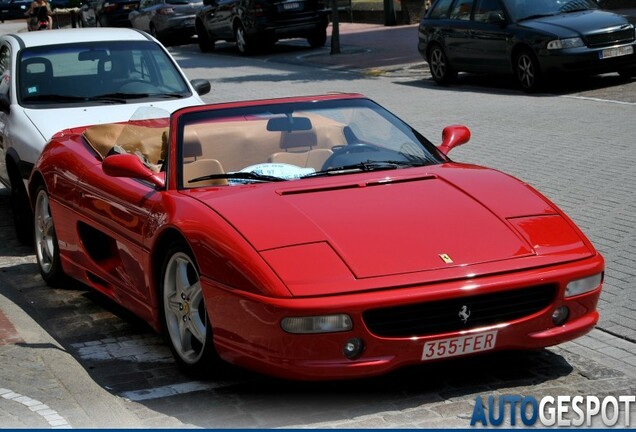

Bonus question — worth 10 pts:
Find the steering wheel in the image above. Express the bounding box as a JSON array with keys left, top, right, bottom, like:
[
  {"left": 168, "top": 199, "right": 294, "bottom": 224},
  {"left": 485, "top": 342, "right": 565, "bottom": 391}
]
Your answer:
[{"left": 322, "top": 143, "right": 381, "bottom": 170}]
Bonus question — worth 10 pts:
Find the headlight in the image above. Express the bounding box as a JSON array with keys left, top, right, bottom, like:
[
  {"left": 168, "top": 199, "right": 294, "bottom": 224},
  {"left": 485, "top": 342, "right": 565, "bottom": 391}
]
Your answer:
[
  {"left": 547, "top": 37, "right": 584, "bottom": 50},
  {"left": 281, "top": 314, "right": 353, "bottom": 334},
  {"left": 565, "top": 272, "right": 603, "bottom": 297}
]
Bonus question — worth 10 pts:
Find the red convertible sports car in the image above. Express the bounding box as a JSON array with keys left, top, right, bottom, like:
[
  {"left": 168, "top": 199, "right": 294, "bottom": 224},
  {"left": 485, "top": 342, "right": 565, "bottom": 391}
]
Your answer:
[{"left": 29, "top": 93, "right": 604, "bottom": 380}]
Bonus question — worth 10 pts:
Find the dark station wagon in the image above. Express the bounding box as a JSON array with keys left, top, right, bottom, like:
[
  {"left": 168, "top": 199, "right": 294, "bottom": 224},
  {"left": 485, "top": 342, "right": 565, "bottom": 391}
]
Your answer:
[{"left": 418, "top": 0, "right": 636, "bottom": 91}]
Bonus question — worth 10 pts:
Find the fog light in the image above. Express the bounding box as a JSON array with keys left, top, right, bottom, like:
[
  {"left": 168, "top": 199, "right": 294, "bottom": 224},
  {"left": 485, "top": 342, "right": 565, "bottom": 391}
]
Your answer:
[
  {"left": 343, "top": 337, "right": 364, "bottom": 359},
  {"left": 552, "top": 306, "right": 569, "bottom": 326}
]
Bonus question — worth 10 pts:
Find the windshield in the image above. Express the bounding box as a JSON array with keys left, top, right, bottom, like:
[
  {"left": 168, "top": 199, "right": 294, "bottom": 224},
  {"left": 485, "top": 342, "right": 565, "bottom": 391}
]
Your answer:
[
  {"left": 506, "top": 0, "right": 598, "bottom": 21},
  {"left": 177, "top": 98, "right": 445, "bottom": 188},
  {"left": 18, "top": 40, "right": 191, "bottom": 108}
]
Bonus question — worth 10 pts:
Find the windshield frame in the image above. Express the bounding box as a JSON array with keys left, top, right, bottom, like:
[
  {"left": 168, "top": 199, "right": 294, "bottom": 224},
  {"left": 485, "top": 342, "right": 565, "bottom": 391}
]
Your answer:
[{"left": 173, "top": 97, "right": 447, "bottom": 190}]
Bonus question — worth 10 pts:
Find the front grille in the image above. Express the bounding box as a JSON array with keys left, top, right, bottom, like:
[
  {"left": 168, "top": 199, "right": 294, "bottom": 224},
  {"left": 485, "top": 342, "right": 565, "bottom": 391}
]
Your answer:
[
  {"left": 585, "top": 28, "right": 635, "bottom": 48},
  {"left": 363, "top": 284, "right": 556, "bottom": 337}
]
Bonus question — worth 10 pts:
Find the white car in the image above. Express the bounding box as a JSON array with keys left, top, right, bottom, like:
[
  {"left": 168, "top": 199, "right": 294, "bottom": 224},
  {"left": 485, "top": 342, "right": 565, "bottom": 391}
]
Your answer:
[{"left": 0, "top": 28, "right": 210, "bottom": 243}]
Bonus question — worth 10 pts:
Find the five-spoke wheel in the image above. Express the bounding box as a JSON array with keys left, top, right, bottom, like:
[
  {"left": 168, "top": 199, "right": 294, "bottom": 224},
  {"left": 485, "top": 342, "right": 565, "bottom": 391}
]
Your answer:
[
  {"left": 161, "top": 243, "right": 218, "bottom": 374},
  {"left": 34, "top": 186, "right": 64, "bottom": 285}
]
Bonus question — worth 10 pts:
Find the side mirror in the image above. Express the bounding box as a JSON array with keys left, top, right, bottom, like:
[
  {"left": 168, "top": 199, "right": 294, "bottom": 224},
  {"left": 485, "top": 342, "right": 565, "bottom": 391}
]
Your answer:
[
  {"left": 190, "top": 79, "right": 211, "bottom": 96},
  {"left": 102, "top": 153, "right": 165, "bottom": 188},
  {"left": 437, "top": 125, "right": 471, "bottom": 155}
]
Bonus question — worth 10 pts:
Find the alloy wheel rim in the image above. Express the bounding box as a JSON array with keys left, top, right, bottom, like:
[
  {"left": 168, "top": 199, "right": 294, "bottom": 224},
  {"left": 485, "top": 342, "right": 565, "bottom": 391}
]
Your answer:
[
  {"left": 431, "top": 48, "right": 446, "bottom": 80},
  {"left": 34, "top": 190, "right": 55, "bottom": 275},
  {"left": 236, "top": 27, "right": 246, "bottom": 52},
  {"left": 518, "top": 54, "right": 534, "bottom": 89},
  {"left": 163, "top": 252, "right": 207, "bottom": 364}
]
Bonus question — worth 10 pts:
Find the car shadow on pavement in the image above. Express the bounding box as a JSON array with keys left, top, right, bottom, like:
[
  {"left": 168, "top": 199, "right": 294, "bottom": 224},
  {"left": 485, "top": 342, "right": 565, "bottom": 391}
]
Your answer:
[{"left": 401, "top": 72, "right": 635, "bottom": 99}]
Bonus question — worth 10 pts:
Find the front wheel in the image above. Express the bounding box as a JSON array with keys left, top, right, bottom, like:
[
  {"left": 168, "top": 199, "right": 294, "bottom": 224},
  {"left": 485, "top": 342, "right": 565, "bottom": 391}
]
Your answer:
[
  {"left": 160, "top": 242, "right": 220, "bottom": 376},
  {"left": 9, "top": 169, "right": 33, "bottom": 245},
  {"left": 196, "top": 22, "right": 215, "bottom": 52},
  {"left": 34, "top": 186, "right": 65, "bottom": 286},
  {"left": 234, "top": 23, "right": 252, "bottom": 55},
  {"left": 515, "top": 49, "right": 543, "bottom": 92},
  {"left": 428, "top": 44, "right": 456, "bottom": 84},
  {"left": 307, "top": 28, "right": 327, "bottom": 48}
]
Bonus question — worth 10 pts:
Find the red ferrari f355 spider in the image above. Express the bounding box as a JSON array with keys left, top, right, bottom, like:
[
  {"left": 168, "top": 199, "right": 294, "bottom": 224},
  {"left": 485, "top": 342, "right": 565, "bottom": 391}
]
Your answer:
[{"left": 29, "top": 93, "right": 604, "bottom": 380}]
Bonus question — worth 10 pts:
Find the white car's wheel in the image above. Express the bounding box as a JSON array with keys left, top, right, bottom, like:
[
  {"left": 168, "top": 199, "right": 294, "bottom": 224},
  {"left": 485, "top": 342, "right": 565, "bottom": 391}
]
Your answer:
[{"left": 34, "top": 186, "right": 64, "bottom": 285}]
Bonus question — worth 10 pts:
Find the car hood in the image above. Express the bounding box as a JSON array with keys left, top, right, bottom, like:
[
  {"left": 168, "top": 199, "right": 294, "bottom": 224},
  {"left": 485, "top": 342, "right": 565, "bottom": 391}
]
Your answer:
[
  {"left": 518, "top": 9, "right": 631, "bottom": 36},
  {"left": 23, "top": 97, "right": 202, "bottom": 142},
  {"left": 192, "top": 165, "right": 594, "bottom": 295}
]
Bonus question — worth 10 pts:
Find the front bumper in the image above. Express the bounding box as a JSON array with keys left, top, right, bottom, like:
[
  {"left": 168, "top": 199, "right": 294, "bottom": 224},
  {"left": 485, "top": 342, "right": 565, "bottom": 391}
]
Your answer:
[
  {"left": 202, "top": 253, "right": 604, "bottom": 380},
  {"left": 538, "top": 41, "right": 636, "bottom": 74}
]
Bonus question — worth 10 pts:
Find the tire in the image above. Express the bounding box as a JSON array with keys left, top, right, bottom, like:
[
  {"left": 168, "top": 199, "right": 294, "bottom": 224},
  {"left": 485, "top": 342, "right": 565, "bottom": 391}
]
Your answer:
[
  {"left": 196, "top": 22, "right": 214, "bottom": 52},
  {"left": 160, "top": 241, "right": 220, "bottom": 376},
  {"left": 307, "top": 28, "right": 327, "bottom": 48},
  {"left": 234, "top": 23, "right": 252, "bottom": 55},
  {"left": 618, "top": 68, "right": 636, "bottom": 79},
  {"left": 515, "top": 49, "right": 543, "bottom": 92},
  {"left": 428, "top": 44, "right": 457, "bottom": 85},
  {"left": 34, "top": 186, "right": 65, "bottom": 286},
  {"left": 9, "top": 168, "right": 33, "bottom": 245}
]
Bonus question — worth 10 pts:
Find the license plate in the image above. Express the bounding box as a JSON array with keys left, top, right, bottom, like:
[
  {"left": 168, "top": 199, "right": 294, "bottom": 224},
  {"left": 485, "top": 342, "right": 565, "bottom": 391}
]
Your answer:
[
  {"left": 282, "top": 2, "right": 300, "bottom": 10},
  {"left": 421, "top": 330, "right": 498, "bottom": 361},
  {"left": 599, "top": 45, "right": 633, "bottom": 59}
]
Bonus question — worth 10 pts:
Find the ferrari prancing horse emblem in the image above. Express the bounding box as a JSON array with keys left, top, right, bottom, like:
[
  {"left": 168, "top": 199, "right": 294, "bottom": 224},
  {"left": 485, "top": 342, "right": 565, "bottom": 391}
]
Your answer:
[
  {"left": 439, "top": 253, "right": 453, "bottom": 264},
  {"left": 458, "top": 305, "right": 471, "bottom": 324}
]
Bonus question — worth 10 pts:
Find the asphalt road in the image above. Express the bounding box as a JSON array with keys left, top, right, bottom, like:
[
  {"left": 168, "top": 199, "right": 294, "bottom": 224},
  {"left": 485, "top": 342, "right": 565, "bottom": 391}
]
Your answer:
[{"left": 0, "top": 20, "right": 635, "bottom": 428}]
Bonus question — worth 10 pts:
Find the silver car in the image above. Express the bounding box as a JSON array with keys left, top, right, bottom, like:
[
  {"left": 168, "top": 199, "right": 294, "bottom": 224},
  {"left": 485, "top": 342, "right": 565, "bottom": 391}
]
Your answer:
[{"left": 129, "top": 0, "right": 202, "bottom": 43}]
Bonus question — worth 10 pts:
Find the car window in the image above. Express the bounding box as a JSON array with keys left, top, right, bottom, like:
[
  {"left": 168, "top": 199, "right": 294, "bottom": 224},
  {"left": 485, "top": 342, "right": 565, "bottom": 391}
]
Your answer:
[
  {"left": 17, "top": 40, "right": 191, "bottom": 107},
  {"left": 428, "top": 0, "right": 454, "bottom": 18},
  {"left": 506, "top": 0, "right": 598, "bottom": 21},
  {"left": 177, "top": 98, "right": 444, "bottom": 188},
  {"left": 450, "top": 0, "right": 474, "bottom": 20},
  {"left": 473, "top": 0, "right": 504, "bottom": 22}
]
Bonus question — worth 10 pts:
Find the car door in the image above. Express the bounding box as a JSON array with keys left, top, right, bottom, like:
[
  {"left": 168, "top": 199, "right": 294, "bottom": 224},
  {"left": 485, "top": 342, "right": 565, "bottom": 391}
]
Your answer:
[
  {"left": 74, "top": 163, "right": 163, "bottom": 308},
  {"left": 202, "top": 0, "right": 236, "bottom": 38},
  {"left": 130, "top": 0, "right": 154, "bottom": 30},
  {"left": 466, "top": 0, "right": 511, "bottom": 72},
  {"left": 444, "top": 0, "right": 476, "bottom": 68}
]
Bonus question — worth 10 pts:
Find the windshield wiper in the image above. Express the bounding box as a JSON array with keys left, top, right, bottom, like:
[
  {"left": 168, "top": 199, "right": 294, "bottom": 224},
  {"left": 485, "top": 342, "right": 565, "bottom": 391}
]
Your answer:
[
  {"left": 306, "top": 160, "right": 425, "bottom": 178},
  {"left": 91, "top": 92, "right": 151, "bottom": 102},
  {"left": 189, "top": 172, "right": 286, "bottom": 183},
  {"left": 22, "top": 94, "right": 102, "bottom": 103}
]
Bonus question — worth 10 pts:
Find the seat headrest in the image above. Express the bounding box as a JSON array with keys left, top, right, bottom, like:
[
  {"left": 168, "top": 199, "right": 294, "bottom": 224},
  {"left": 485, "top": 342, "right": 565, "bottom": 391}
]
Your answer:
[{"left": 280, "top": 130, "right": 318, "bottom": 150}]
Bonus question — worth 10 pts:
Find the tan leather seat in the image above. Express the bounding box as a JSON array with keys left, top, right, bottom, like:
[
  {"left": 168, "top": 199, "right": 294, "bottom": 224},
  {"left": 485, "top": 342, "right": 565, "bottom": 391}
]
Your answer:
[
  {"left": 183, "top": 159, "right": 228, "bottom": 187},
  {"left": 268, "top": 130, "right": 332, "bottom": 171}
]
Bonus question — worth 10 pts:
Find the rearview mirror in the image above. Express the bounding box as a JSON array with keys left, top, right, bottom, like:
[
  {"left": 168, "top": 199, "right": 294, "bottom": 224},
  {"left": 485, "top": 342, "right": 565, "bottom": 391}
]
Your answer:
[
  {"left": 437, "top": 125, "right": 471, "bottom": 155},
  {"left": 103, "top": 153, "right": 165, "bottom": 188},
  {"left": 267, "top": 116, "right": 312, "bottom": 132}
]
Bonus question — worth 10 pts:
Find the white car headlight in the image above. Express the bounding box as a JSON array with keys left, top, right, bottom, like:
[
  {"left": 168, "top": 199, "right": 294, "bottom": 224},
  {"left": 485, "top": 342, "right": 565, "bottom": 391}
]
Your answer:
[
  {"left": 547, "top": 37, "right": 585, "bottom": 50},
  {"left": 281, "top": 314, "right": 353, "bottom": 334},
  {"left": 565, "top": 273, "right": 603, "bottom": 297}
]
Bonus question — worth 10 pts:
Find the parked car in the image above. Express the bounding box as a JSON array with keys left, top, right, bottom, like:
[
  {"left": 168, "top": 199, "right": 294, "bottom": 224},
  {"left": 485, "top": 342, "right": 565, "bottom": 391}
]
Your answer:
[
  {"left": 195, "top": 0, "right": 329, "bottom": 55},
  {"left": 29, "top": 93, "right": 604, "bottom": 380},
  {"left": 0, "top": 0, "right": 31, "bottom": 20},
  {"left": 0, "top": 28, "right": 210, "bottom": 244},
  {"left": 418, "top": 0, "right": 636, "bottom": 91},
  {"left": 94, "top": 0, "right": 140, "bottom": 26},
  {"left": 129, "top": 0, "right": 202, "bottom": 43}
]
